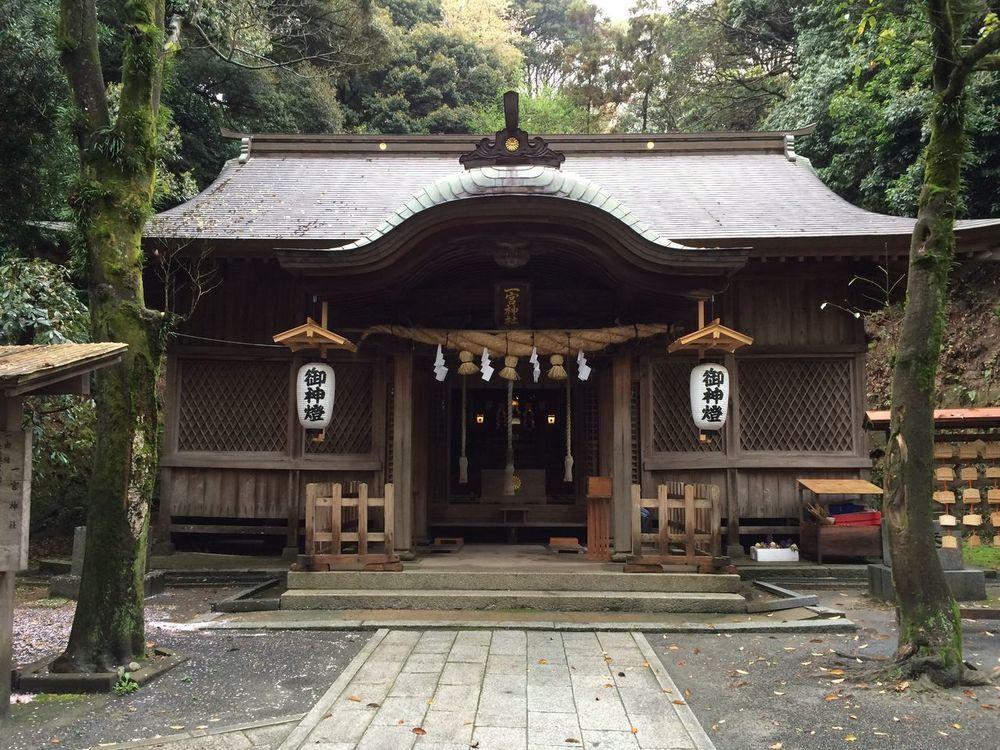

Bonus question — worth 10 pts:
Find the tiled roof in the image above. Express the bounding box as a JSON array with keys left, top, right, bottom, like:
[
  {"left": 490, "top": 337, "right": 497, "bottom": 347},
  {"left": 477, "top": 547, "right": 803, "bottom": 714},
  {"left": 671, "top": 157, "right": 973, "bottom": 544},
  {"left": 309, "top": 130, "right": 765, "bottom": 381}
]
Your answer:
[
  {"left": 0, "top": 343, "right": 127, "bottom": 395},
  {"left": 145, "top": 133, "right": 1000, "bottom": 246}
]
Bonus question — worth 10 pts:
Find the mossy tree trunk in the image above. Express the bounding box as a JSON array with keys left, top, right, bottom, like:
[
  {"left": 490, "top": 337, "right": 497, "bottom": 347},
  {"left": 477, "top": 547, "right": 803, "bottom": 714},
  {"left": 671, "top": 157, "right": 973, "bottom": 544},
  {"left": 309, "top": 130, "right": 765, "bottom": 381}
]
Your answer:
[
  {"left": 884, "top": 1, "right": 999, "bottom": 687},
  {"left": 52, "top": 0, "right": 171, "bottom": 673}
]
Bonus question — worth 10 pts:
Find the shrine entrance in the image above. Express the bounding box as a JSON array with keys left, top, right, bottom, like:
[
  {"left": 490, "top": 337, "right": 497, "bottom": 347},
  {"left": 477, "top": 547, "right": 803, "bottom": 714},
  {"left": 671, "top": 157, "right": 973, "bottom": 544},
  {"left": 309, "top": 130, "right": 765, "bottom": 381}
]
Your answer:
[{"left": 425, "top": 372, "right": 598, "bottom": 544}]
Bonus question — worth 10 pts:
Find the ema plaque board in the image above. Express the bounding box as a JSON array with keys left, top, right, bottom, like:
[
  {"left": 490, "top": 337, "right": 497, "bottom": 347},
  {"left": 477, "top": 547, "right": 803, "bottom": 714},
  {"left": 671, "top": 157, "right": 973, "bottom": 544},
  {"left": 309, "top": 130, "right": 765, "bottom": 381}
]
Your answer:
[{"left": 0, "top": 430, "right": 30, "bottom": 571}]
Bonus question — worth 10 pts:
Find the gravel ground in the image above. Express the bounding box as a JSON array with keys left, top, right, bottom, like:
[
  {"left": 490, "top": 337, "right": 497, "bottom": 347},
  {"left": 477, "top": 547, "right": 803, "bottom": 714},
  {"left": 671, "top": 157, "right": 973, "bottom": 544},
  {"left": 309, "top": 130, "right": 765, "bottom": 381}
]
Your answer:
[
  {"left": 656, "top": 588, "right": 1000, "bottom": 750},
  {"left": 11, "top": 583, "right": 236, "bottom": 666},
  {"left": 6, "top": 584, "right": 369, "bottom": 750}
]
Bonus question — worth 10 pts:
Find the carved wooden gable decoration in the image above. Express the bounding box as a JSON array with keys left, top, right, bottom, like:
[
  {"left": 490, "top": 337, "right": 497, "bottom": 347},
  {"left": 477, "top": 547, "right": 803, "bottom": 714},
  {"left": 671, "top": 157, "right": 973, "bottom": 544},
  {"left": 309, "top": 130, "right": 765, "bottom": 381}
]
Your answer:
[{"left": 459, "top": 91, "right": 565, "bottom": 170}]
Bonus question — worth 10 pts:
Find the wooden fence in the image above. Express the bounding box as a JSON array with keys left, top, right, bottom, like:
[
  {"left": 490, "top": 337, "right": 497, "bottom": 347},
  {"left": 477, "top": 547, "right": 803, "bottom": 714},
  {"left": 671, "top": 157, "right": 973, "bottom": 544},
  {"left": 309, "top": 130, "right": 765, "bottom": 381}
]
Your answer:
[
  {"left": 629, "top": 482, "right": 721, "bottom": 573},
  {"left": 300, "top": 482, "right": 400, "bottom": 571}
]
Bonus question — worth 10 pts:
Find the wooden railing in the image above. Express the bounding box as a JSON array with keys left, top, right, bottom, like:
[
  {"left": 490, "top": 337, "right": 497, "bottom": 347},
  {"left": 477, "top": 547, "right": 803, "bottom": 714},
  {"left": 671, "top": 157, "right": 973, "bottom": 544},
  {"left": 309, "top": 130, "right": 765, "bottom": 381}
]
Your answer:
[
  {"left": 628, "top": 482, "right": 721, "bottom": 573},
  {"left": 299, "top": 482, "right": 400, "bottom": 571}
]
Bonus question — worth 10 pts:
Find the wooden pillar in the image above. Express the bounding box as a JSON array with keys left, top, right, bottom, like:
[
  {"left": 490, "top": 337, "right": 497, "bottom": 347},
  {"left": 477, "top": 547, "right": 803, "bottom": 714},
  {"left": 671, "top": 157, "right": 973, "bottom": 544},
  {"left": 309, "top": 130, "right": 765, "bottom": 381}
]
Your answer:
[
  {"left": 724, "top": 350, "right": 742, "bottom": 557},
  {"left": 392, "top": 350, "right": 414, "bottom": 554},
  {"left": 412, "top": 365, "right": 429, "bottom": 544},
  {"left": 611, "top": 351, "right": 633, "bottom": 555},
  {"left": 0, "top": 395, "right": 23, "bottom": 720}
]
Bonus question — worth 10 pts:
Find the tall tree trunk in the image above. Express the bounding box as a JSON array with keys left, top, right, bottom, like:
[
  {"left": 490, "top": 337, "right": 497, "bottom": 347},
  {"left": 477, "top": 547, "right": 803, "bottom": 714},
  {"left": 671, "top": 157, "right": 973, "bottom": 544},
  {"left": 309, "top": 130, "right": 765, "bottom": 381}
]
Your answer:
[
  {"left": 883, "top": 0, "right": 999, "bottom": 687},
  {"left": 52, "top": 0, "right": 167, "bottom": 673},
  {"left": 884, "top": 102, "right": 965, "bottom": 687}
]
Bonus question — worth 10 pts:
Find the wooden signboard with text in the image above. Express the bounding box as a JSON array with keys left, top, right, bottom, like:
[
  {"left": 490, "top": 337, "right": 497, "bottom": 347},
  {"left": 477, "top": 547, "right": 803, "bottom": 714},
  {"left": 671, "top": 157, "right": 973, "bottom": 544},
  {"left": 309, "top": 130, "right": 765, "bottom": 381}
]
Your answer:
[{"left": 0, "top": 430, "right": 30, "bottom": 571}]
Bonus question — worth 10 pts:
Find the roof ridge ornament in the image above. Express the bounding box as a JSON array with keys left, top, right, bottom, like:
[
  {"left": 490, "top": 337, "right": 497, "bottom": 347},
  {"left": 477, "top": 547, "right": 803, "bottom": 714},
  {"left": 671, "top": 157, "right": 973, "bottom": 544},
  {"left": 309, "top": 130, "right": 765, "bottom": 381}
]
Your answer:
[
  {"left": 784, "top": 133, "right": 797, "bottom": 162},
  {"left": 459, "top": 91, "right": 565, "bottom": 170}
]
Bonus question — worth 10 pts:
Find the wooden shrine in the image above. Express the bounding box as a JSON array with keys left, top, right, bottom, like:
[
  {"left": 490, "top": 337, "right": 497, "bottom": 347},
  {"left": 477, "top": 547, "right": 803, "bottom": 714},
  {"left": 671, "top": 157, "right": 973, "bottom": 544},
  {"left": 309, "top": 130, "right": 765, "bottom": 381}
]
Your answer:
[{"left": 143, "top": 90, "right": 1000, "bottom": 564}]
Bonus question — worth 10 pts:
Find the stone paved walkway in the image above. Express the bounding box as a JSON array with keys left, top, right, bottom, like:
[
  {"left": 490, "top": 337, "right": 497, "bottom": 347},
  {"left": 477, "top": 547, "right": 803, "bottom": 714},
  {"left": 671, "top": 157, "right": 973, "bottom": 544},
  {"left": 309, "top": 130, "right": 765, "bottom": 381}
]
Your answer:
[{"left": 277, "top": 629, "right": 715, "bottom": 750}]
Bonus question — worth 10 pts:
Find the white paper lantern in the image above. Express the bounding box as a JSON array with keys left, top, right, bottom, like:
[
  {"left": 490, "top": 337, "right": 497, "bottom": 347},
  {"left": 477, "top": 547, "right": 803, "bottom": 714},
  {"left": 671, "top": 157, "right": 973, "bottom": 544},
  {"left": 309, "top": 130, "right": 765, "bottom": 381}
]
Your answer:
[
  {"left": 690, "top": 363, "right": 729, "bottom": 431},
  {"left": 296, "top": 363, "right": 335, "bottom": 430}
]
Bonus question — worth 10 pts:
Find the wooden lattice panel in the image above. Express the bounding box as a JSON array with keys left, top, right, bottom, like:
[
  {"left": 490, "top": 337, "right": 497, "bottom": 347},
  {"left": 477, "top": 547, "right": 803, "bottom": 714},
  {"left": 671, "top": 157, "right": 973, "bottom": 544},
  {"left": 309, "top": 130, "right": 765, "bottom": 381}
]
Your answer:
[
  {"left": 649, "top": 360, "right": 724, "bottom": 453},
  {"left": 738, "top": 358, "right": 854, "bottom": 453},
  {"left": 177, "top": 358, "right": 289, "bottom": 452},
  {"left": 306, "top": 363, "right": 374, "bottom": 455}
]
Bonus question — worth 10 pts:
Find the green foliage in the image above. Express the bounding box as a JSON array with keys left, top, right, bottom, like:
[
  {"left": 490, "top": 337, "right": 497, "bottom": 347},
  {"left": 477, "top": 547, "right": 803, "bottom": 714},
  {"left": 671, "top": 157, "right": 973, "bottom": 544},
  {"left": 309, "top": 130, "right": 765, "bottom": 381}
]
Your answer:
[
  {"left": 766, "top": 2, "right": 1000, "bottom": 218},
  {"left": 0, "top": 1, "right": 75, "bottom": 250},
  {"left": 469, "top": 88, "right": 592, "bottom": 133},
  {"left": 0, "top": 257, "right": 95, "bottom": 534},
  {"left": 342, "top": 20, "right": 519, "bottom": 133},
  {"left": 113, "top": 674, "right": 140, "bottom": 695},
  {"left": 0, "top": 258, "right": 88, "bottom": 345}
]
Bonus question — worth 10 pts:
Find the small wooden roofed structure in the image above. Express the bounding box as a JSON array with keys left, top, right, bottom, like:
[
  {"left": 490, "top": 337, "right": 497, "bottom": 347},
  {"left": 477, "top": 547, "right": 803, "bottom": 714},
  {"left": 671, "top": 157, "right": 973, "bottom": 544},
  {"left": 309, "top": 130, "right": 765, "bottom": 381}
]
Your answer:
[
  {"left": 0, "top": 343, "right": 127, "bottom": 397},
  {"left": 1, "top": 341, "right": 126, "bottom": 718},
  {"left": 865, "top": 408, "right": 1000, "bottom": 431}
]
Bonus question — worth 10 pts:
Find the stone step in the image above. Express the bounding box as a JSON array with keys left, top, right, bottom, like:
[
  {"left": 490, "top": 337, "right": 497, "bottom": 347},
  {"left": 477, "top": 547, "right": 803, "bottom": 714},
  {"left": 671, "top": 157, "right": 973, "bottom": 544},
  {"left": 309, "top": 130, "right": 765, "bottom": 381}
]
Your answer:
[
  {"left": 286, "top": 570, "right": 741, "bottom": 594},
  {"left": 280, "top": 588, "right": 746, "bottom": 614}
]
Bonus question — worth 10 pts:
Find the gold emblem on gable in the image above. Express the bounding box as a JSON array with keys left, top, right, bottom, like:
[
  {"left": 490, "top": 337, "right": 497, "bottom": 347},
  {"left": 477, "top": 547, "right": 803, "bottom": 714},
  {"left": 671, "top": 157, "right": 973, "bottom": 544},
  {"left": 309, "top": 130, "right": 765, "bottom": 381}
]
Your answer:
[{"left": 504, "top": 137, "right": 520, "bottom": 152}]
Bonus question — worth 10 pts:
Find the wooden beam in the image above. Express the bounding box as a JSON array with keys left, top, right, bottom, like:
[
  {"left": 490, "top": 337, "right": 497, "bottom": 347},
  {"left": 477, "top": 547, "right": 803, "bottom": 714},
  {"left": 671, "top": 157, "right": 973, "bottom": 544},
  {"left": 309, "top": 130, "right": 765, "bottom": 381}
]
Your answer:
[
  {"left": 611, "top": 351, "right": 633, "bottom": 554},
  {"left": 392, "top": 350, "right": 414, "bottom": 553}
]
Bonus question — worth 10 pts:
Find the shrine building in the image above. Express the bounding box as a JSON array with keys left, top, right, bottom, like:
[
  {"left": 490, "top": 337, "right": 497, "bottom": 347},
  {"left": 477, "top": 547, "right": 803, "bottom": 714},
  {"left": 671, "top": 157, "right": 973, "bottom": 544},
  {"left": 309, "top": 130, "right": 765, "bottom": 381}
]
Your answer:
[{"left": 143, "top": 92, "right": 1000, "bottom": 565}]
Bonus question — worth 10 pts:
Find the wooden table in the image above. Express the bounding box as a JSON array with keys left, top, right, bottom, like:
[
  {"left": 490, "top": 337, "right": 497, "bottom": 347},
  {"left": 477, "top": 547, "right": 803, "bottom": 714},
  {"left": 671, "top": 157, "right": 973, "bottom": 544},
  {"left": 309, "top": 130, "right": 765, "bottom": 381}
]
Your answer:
[{"left": 797, "top": 478, "right": 884, "bottom": 564}]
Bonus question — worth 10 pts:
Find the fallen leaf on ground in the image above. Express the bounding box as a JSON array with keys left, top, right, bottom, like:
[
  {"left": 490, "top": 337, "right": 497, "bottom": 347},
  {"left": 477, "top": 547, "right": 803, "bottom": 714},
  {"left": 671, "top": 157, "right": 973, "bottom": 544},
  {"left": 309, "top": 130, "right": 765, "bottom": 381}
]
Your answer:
[
  {"left": 412, "top": 727, "right": 426, "bottom": 735},
  {"left": 768, "top": 743, "right": 782, "bottom": 749},
  {"left": 348, "top": 695, "right": 361, "bottom": 702},
  {"left": 845, "top": 734, "right": 857, "bottom": 742}
]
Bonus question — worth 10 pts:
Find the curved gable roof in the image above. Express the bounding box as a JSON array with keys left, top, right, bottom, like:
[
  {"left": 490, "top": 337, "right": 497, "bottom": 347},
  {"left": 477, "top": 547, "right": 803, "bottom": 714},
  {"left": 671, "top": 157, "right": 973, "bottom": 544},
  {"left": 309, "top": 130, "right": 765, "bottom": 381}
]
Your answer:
[{"left": 334, "top": 164, "right": 691, "bottom": 252}]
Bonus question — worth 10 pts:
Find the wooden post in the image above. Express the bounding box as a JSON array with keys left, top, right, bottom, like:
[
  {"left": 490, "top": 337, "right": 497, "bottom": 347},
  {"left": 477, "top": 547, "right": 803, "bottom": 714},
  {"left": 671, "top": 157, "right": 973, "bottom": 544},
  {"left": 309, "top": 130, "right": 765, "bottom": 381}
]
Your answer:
[
  {"left": 330, "top": 483, "right": 343, "bottom": 553},
  {"left": 684, "top": 484, "right": 697, "bottom": 564},
  {"left": 357, "top": 483, "right": 369, "bottom": 557},
  {"left": 611, "top": 351, "right": 633, "bottom": 555},
  {"left": 0, "top": 395, "right": 23, "bottom": 720},
  {"left": 392, "top": 350, "right": 414, "bottom": 554},
  {"left": 630, "top": 484, "right": 642, "bottom": 558},
  {"left": 304, "top": 481, "right": 318, "bottom": 555},
  {"left": 285, "top": 469, "right": 301, "bottom": 556},
  {"left": 383, "top": 484, "right": 395, "bottom": 554},
  {"left": 657, "top": 483, "right": 669, "bottom": 557}
]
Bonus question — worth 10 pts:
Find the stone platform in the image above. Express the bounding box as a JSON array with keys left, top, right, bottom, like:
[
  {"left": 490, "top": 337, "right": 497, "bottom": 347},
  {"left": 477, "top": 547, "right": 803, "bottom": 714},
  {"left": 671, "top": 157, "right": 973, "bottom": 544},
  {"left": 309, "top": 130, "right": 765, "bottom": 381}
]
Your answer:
[
  {"left": 867, "top": 563, "right": 987, "bottom": 603},
  {"left": 281, "top": 570, "right": 746, "bottom": 615}
]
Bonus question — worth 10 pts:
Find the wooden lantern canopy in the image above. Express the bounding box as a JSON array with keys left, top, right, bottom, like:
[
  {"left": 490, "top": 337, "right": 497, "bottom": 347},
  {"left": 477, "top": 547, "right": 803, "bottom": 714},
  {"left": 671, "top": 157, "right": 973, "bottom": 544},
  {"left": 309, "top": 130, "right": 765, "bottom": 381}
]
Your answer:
[
  {"left": 272, "top": 302, "right": 357, "bottom": 357},
  {"left": 667, "top": 318, "right": 753, "bottom": 355}
]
